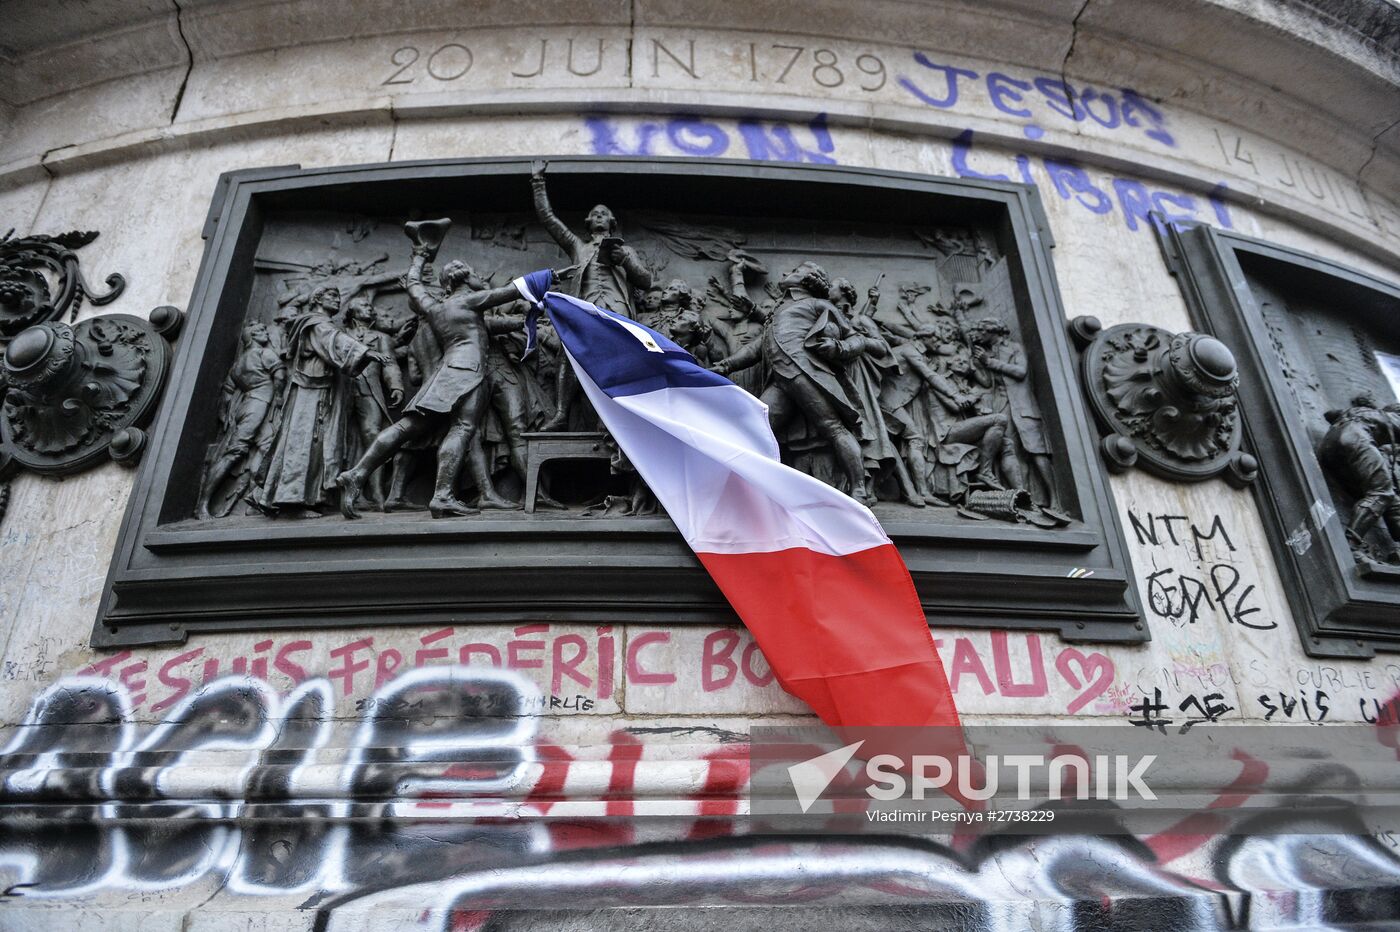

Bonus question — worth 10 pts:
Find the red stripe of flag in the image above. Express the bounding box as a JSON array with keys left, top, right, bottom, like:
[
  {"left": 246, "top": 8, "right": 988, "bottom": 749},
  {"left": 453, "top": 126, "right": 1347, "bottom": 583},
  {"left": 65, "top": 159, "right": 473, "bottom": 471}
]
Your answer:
[{"left": 696, "top": 544, "right": 959, "bottom": 728}]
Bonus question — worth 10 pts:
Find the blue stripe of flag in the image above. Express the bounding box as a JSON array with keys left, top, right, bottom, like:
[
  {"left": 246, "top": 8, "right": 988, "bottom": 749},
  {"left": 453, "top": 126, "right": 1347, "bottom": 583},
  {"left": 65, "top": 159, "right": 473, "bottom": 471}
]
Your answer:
[{"left": 515, "top": 270, "right": 732, "bottom": 398}]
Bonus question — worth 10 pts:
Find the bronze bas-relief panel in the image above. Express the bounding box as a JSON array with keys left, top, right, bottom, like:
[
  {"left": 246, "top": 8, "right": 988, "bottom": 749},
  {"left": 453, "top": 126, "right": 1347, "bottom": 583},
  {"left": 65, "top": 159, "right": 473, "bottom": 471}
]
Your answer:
[
  {"left": 95, "top": 159, "right": 1140, "bottom": 647},
  {"left": 1160, "top": 223, "right": 1400, "bottom": 657}
]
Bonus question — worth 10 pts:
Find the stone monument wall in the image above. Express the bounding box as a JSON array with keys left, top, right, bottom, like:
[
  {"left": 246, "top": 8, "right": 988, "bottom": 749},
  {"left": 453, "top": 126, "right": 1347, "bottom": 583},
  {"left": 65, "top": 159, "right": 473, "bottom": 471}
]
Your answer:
[{"left": 2, "top": 1, "right": 1400, "bottom": 927}]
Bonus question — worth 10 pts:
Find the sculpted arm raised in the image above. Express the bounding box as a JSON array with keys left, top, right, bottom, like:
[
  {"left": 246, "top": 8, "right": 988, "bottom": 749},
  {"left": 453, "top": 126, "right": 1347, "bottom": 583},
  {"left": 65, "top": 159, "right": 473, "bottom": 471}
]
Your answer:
[
  {"left": 531, "top": 161, "right": 583, "bottom": 259},
  {"left": 405, "top": 253, "right": 439, "bottom": 317}
]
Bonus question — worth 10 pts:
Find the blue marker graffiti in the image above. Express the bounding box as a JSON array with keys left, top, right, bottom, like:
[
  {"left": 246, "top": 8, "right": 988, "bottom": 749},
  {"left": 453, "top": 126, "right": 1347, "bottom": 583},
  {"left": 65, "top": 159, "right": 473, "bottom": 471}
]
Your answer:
[
  {"left": 579, "top": 116, "right": 1225, "bottom": 234},
  {"left": 586, "top": 113, "right": 837, "bottom": 164},
  {"left": 900, "top": 53, "right": 1176, "bottom": 147},
  {"left": 955, "top": 129, "right": 1231, "bottom": 233},
  {"left": 897, "top": 53, "right": 979, "bottom": 110}
]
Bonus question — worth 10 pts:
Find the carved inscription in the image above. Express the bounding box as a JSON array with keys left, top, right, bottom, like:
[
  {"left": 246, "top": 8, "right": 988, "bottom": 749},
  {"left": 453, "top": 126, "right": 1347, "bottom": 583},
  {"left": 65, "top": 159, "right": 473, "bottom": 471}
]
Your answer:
[{"left": 369, "top": 29, "right": 1400, "bottom": 249}]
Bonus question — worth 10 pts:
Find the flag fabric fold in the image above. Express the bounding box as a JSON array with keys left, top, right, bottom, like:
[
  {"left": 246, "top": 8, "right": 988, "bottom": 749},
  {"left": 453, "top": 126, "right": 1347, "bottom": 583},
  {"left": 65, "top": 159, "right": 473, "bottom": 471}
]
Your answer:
[{"left": 512, "top": 269, "right": 961, "bottom": 729}]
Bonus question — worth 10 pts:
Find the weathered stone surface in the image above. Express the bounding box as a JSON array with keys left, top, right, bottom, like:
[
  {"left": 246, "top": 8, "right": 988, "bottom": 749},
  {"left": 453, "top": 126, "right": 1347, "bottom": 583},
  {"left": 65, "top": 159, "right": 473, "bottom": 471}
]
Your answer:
[
  {"left": 0, "top": 0, "right": 183, "bottom": 107},
  {"left": 0, "top": 6, "right": 1399, "bottom": 927},
  {"left": 0, "top": 177, "right": 49, "bottom": 235},
  {"left": 0, "top": 102, "right": 1392, "bottom": 727},
  {"left": 0, "top": 0, "right": 1397, "bottom": 267}
]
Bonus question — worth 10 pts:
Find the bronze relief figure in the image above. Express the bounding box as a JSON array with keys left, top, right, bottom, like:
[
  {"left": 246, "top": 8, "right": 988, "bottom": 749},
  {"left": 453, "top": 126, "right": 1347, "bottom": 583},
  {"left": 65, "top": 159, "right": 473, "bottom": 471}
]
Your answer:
[
  {"left": 250, "top": 286, "right": 390, "bottom": 517},
  {"left": 335, "top": 223, "right": 529, "bottom": 518}
]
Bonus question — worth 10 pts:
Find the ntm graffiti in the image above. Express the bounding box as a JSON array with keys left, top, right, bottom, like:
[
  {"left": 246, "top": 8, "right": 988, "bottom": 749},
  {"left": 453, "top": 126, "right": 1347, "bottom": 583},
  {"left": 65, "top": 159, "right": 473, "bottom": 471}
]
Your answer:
[{"left": 1129, "top": 509, "right": 1274, "bottom": 630}]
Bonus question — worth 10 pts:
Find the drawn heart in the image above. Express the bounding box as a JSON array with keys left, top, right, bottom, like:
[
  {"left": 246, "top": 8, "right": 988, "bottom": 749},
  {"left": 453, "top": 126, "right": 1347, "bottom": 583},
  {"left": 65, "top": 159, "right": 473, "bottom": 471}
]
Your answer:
[{"left": 1056, "top": 648, "right": 1115, "bottom": 715}]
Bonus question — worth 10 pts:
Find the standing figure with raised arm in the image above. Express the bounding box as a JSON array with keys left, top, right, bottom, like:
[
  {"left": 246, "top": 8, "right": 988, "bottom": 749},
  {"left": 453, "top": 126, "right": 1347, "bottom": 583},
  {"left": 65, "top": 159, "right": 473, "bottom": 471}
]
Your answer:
[
  {"left": 335, "top": 224, "right": 532, "bottom": 518},
  {"left": 382, "top": 260, "right": 445, "bottom": 511},
  {"left": 530, "top": 159, "right": 652, "bottom": 430}
]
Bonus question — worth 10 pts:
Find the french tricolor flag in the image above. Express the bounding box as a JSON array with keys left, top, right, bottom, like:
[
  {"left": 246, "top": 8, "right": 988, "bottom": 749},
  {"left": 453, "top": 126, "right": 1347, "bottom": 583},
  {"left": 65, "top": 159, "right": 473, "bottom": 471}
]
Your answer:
[{"left": 513, "top": 270, "right": 961, "bottom": 729}]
